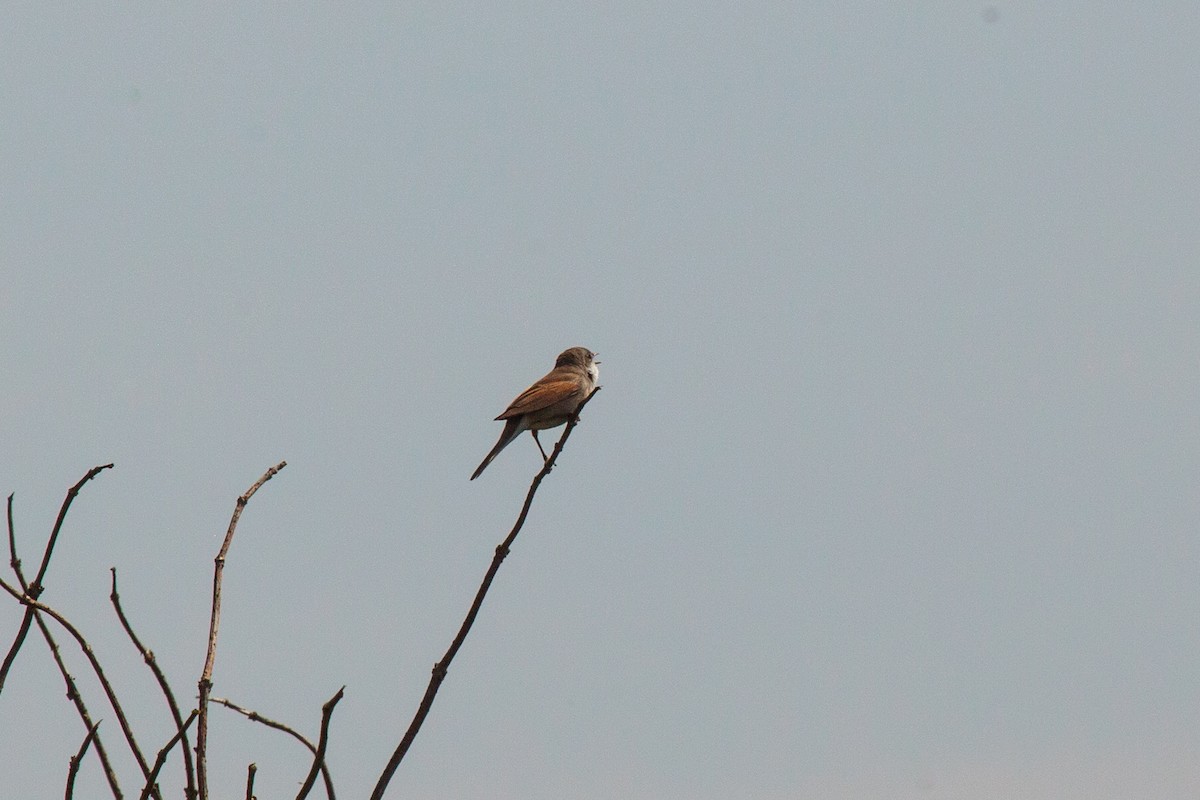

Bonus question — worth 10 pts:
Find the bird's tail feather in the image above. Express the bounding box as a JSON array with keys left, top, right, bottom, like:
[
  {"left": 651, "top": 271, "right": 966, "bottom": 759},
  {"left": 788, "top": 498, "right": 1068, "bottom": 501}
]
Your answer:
[{"left": 470, "top": 422, "right": 522, "bottom": 480}]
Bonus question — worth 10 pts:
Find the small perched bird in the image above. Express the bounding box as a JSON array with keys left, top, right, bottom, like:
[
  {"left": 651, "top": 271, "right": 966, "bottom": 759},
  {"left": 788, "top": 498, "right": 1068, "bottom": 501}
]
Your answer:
[{"left": 470, "top": 347, "right": 600, "bottom": 480}]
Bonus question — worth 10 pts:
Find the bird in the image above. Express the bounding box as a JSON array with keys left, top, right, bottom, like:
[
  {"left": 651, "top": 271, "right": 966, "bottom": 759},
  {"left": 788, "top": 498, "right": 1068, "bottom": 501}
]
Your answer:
[{"left": 470, "top": 347, "right": 600, "bottom": 480}]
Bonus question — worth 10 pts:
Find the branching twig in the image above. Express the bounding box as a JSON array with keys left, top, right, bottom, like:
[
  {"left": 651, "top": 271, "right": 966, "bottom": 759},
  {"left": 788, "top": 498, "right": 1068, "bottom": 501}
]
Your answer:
[
  {"left": 195, "top": 461, "right": 287, "bottom": 800},
  {"left": 370, "top": 388, "right": 600, "bottom": 800},
  {"left": 212, "top": 696, "right": 336, "bottom": 799},
  {"left": 295, "top": 687, "right": 344, "bottom": 800},
  {"left": 36, "top": 611, "right": 124, "bottom": 799},
  {"left": 0, "top": 576, "right": 157, "bottom": 798},
  {"left": 0, "top": 464, "right": 113, "bottom": 694},
  {"left": 65, "top": 720, "right": 101, "bottom": 800},
  {"left": 137, "top": 710, "right": 199, "bottom": 800},
  {"left": 6, "top": 491, "right": 122, "bottom": 798},
  {"left": 111, "top": 568, "right": 197, "bottom": 799}
]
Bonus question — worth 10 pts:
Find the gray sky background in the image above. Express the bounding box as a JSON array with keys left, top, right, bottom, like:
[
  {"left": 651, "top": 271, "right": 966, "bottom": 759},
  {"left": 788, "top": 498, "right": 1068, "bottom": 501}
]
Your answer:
[{"left": 3, "top": 5, "right": 1199, "bottom": 799}]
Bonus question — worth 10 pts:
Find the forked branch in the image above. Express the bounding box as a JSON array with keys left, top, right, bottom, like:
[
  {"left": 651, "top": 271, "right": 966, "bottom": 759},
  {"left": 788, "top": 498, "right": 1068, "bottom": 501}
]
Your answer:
[
  {"left": 6, "top": 490, "right": 122, "bottom": 797},
  {"left": 0, "top": 576, "right": 159, "bottom": 799},
  {"left": 0, "top": 464, "right": 113, "bottom": 695}
]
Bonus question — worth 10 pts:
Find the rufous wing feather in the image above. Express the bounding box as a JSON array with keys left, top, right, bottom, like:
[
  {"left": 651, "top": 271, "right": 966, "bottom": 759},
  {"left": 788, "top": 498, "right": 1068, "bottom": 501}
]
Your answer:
[{"left": 496, "top": 379, "right": 581, "bottom": 419}]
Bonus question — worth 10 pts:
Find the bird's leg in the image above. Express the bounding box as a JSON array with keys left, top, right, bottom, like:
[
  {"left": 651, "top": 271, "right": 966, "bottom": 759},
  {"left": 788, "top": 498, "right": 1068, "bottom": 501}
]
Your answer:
[{"left": 531, "top": 430, "right": 550, "bottom": 462}]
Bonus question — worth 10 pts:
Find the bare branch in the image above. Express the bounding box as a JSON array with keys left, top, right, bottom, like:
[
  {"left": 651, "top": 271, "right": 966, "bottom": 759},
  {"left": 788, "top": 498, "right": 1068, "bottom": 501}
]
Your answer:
[
  {"left": 65, "top": 720, "right": 102, "bottom": 800},
  {"left": 0, "top": 464, "right": 113, "bottom": 695},
  {"left": 33, "top": 464, "right": 115, "bottom": 593},
  {"left": 36, "top": 611, "right": 124, "bottom": 799},
  {"left": 245, "top": 764, "right": 257, "bottom": 800},
  {"left": 370, "top": 388, "right": 600, "bottom": 800},
  {"left": 195, "top": 461, "right": 287, "bottom": 800},
  {"left": 5, "top": 491, "right": 123, "bottom": 798},
  {"left": 110, "top": 568, "right": 196, "bottom": 800},
  {"left": 7, "top": 493, "right": 22, "bottom": 588},
  {"left": 0, "top": 576, "right": 157, "bottom": 798},
  {"left": 212, "top": 696, "right": 336, "bottom": 800},
  {"left": 295, "top": 687, "right": 344, "bottom": 800},
  {"left": 137, "top": 710, "right": 199, "bottom": 800}
]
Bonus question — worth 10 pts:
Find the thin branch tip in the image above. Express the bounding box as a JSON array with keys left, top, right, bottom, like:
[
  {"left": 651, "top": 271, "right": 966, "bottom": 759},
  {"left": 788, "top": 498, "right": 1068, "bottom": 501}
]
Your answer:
[
  {"left": 296, "top": 686, "right": 344, "bottom": 800},
  {"left": 370, "top": 387, "right": 601, "bottom": 800}
]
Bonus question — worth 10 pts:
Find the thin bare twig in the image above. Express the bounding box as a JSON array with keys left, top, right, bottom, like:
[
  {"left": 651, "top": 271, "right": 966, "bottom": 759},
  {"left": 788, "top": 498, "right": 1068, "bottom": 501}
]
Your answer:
[
  {"left": 0, "top": 576, "right": 157, "bottom": 799},
  {"left": 0, "top": 464, "right": 113, "bottom": 694},
  {"left": 65, "top": 720, "right": 102, "bottom": 800},
  {"left": 37, "top": 611, "right": 124, "bottom": 799},
  {"left": 110, "top": 568, "right": 197, "bottom": 800},
  {"left": 370, "top": 387, "right": 600, "bottom": 800},
  {"left": 137, "top": 710, "right": 199, "bottom": 800},
  {"left": 195, "top": 461, "right": 287, "bottom": 800},
  {"left": 295, "top": 687, "right": 344, "bottom": 800},
  {"left": 33, "top": 464, "right": 115, "bottom": 593},
  {"left": 7, "top": 493, "right": 21, "bottom": 586},
  {"left": 245, "top": 764, "right": 257, "bottom": 800},
  {"left": 212, "top": 696, "right": 336, "bottom": 800},
  {"left": 4, "top": 500, "right": 122, "bottom": 799}
]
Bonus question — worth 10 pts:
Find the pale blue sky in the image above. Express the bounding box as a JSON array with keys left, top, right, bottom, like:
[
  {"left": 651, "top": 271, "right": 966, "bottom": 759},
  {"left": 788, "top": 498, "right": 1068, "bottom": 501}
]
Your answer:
[{"left": 3, "top": 5, "right": 1199, "bottom": 799}]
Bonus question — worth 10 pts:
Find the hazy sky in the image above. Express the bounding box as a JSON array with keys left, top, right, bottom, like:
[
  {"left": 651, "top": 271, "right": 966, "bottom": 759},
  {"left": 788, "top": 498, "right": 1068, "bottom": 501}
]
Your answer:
[{"left": 3, "top": 5, "right": 1199, "bottom": 799}]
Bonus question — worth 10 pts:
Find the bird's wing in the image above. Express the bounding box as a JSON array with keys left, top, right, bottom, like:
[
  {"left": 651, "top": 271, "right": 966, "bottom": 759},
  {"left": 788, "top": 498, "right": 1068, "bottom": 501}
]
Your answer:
[{"left": 496, "top": 379, "right": 580, "bottom": 419}]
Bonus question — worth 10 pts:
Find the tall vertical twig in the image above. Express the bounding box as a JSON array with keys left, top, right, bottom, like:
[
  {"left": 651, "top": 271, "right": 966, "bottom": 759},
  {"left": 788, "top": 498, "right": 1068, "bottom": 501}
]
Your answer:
[
  {"left": 0, "top": 463, "right": 113, "bottom": 694},
  {"left": 370, "top": 388, "right": 599, "bottom": 800},
  {"left": 195, "top": 461, "right": 287, "bottom": 800}
]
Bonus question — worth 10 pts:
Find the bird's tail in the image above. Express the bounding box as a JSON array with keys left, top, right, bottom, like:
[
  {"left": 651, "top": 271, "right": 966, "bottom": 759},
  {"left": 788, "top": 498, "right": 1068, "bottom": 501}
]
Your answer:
[{"left": 470, "top": 421, "right": 522, "bottom": 480}]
